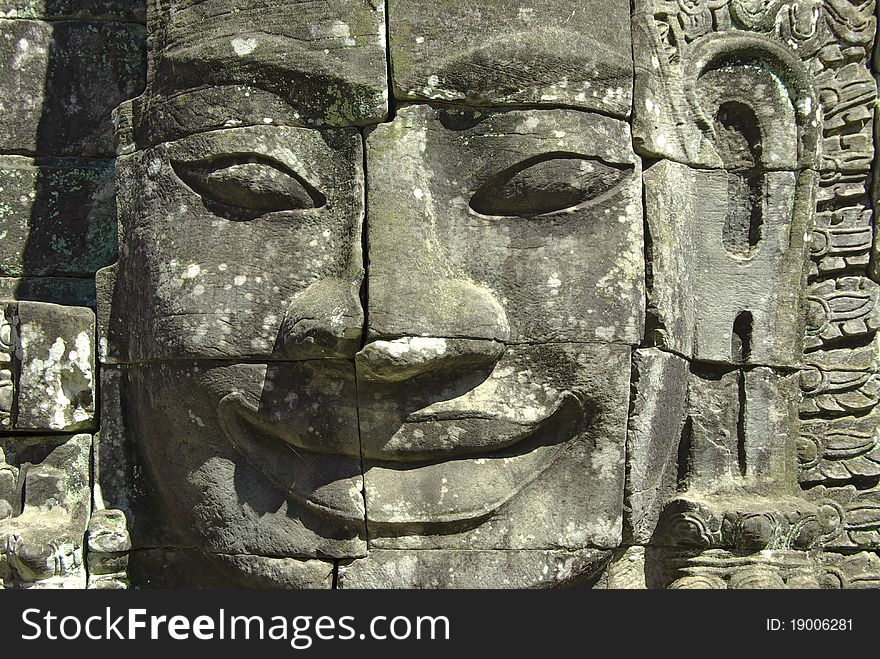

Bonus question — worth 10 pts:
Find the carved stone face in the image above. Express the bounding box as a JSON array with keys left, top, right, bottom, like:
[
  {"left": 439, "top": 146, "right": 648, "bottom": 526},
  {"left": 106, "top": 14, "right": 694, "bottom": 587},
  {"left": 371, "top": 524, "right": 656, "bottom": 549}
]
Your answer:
[
  {"left": 104, "top": 0, "right": 880, "bottom": 589},
  {"left": 105, "top": 0, "right": 645, "bottom": 587}
]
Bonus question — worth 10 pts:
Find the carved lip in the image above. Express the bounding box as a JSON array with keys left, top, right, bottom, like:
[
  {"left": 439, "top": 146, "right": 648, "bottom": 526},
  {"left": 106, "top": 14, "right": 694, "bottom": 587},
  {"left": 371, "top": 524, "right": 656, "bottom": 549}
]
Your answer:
[
  {"left": 217, "top": 391, "right": 583, "bottom": 526},
  {"left": 364, "top": 394, "right": 583, "bottom": 526},
  {"left": 363, "top": 392, "right": 581, "bottom": 462}
]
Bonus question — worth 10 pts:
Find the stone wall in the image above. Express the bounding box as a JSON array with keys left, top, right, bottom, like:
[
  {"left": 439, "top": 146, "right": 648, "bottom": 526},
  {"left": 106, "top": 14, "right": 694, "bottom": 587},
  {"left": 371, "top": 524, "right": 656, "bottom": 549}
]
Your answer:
[
  {"left": 0, "top": 0, "right": 144, "bottom": 588},
  {"left": 2, "top": 0, "right": 879, "bottom": 589}
]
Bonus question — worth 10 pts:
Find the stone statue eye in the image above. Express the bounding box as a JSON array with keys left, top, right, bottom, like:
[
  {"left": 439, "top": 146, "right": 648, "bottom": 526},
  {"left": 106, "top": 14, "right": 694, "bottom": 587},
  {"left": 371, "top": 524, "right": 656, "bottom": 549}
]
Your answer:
[
  {"left": 172, "top": 155, "right": 326, "bottom": 219},
  {"left": 469, "top": 153, "right": 629, "bottom": 217}
]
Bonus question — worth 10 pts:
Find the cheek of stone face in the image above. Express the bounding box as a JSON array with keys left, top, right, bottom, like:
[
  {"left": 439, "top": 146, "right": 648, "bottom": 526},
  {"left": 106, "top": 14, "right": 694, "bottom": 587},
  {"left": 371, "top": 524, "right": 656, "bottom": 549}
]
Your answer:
[
  {"left": 115, "top": 125, "right": 364, "bottom": 362},
  {"left": 125, "top": 362, "right": 367, "bottom": 560},
  {"left": 362, "top": 342, "right": 633, "bottom": 551}
]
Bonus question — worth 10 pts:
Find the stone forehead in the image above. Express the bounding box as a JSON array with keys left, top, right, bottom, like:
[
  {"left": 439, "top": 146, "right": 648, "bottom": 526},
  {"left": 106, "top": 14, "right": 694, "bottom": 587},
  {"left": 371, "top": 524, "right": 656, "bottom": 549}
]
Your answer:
[
  {"left": 128, "top": 0, "right": 635, "bottom": 143},
  {"left": 387, "top": 0, "right": 633, "bottom": 115}
]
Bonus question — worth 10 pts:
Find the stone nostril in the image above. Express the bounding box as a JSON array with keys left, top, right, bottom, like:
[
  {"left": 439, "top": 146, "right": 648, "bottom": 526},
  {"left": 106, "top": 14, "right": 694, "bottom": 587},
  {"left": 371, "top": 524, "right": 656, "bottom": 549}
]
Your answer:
[
  {"left": 355, "top": 337, "right": 505, "bottom": 382},
  {"left": 277, "top": 277, "right": 364, "bottom": 359}
]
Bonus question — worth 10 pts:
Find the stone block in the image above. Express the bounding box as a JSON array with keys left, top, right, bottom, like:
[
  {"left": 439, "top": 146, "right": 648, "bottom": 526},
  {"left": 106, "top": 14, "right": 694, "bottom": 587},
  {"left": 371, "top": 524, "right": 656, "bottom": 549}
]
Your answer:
[
  {"left": 0, "top": 277, "right": 95, "bottom": 308},
  {"left": 388, "top": 0, "right": 632, "bottom": 116},
  {"left": 116, "top": 360, "right": 367, "bottom": 558},
  {"left": 15, "top": 300, "right": 95, "bottom": 431},
  {"left": 110, "top": 125, "right": 365, "bottom": 362},
  {"left": 366, "top": 105, "right": 644, "bottom": 345},
  {"left": 339, "top": 549, "right": 610, "bottom": 588},
  {"left": 644, "top": 159, "right": 812, "bottom": 368},
  {"left": 93, "top": 366, "right": 170, "bottom": 550},
  {"left": 0, "top": 19, "right": 145, "bottom": 156},
  {"left": 0, "top": 1, "right": 145, "bottom": 21},
  {"left": 86, "top": 508, "right": 130, "bottom": 575},
  {"left": 0, "top": 156, "right": 116, "bottom": 276},
  {"left": 0, "top": 433, "right": 91, "bottom": 587},
  {"left": 364, "top": 342, "right": 631, "bottom": 551},
  {"left": 626, "top": 348, "right": 689, "bottom": 544},
  {"left": 127, "top": 549, "right": 334, "bottom": 589},
  {"left": 130, "top": 0, "right": 387, "bottom": 145}
]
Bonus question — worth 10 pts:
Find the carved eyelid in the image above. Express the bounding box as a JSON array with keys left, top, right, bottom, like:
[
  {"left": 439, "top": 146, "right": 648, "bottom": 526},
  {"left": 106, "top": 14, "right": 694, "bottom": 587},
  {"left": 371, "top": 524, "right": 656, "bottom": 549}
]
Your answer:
[
  {"left": 469, "top": 152, "right": 631, "bottom": 217},
  {"left": 171, "top": 153, "right": 326, "bottom": 219}
]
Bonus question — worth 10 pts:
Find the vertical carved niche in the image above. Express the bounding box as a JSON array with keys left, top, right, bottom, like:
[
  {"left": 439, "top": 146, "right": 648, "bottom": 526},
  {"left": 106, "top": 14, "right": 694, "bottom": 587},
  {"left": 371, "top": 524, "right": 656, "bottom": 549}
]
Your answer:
[
  {"left": 645, "top": 34, "right": 817, "bottom": 503},
  {"left": 631, "top": 28, "right": 838, "bottom": 588}
]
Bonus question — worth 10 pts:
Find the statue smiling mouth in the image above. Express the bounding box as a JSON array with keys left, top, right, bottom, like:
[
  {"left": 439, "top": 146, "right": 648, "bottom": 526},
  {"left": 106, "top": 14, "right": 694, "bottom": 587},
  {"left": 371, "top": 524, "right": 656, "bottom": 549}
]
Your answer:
[{"left": 216, "top": 345, "right": 585, "bottom": 529}]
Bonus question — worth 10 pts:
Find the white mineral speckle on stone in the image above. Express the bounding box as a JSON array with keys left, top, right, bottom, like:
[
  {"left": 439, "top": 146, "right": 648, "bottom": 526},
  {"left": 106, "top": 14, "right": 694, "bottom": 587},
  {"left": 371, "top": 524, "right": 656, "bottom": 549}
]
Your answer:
[
  {"left": 25, "top": 331, "right": 94, "bottom": 430},
  {"left": 329, "top": 20, "right": 351, "bottom": 39},
  {"left": 413, "top": 187, "right": 424, "bottom": 199},
  {"left": 586, "top": 515, "right": 620, "bottom": 545},
  {"left": 383, "top": 336, "right": 447, "bottom": 359},
  {"left": 231, "top": 37, "right": 258, "bottom": 56},
  {"left": 415, "top": 36, "right": 425, "bottom": 44},
  {"left": 187, "top": 410, "right": 206, "bottom": 428},
  {"left": 591, "top": 442, "right": 622, "bottom": 480},
  {"left": 11, "top": 37, "right": 36, "bottom": 69},
  {"left": 234, "top": 275, "right": 247, "bottom": 286},
  {"left": 594, "top": 326, "right": 615, "bottom": 341},
  {"left": 522, "top": 116, "right": 540, "bottom": 130},
  {"left": 800, "top": 96, "right": 812, "bottom": 115}
]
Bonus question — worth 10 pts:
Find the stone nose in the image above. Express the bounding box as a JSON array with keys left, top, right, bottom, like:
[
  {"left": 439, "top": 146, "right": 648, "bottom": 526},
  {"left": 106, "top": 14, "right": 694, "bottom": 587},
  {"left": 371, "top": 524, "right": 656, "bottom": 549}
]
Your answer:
[
  {"left": 368, "top": 273, "right": 511, "bottom": 344},
  {"left": 356, "top": 336, "right": 505, "bottom": 382},
  {"left": 361, "top": 271, "right": 511, "bottom": 381},
  {"left": 276, "top": 275, "right": 364, "bottom": 359}
]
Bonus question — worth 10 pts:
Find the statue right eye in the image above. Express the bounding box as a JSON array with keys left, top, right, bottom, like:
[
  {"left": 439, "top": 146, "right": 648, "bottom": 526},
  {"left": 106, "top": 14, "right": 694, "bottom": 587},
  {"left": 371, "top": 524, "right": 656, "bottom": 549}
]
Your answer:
[
  {"left": 172, "top": 155, "right": 326, "bottom": 219},
  {"left": 469, "top": 152, "right": 630, "bottom": 217}
]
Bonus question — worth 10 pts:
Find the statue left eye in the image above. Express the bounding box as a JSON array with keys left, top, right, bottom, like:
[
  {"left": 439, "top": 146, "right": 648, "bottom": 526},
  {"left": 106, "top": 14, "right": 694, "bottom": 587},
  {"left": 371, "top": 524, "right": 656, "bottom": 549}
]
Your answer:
[{"left": 172, "top": 155, "right": 326, "bottom": 219}]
